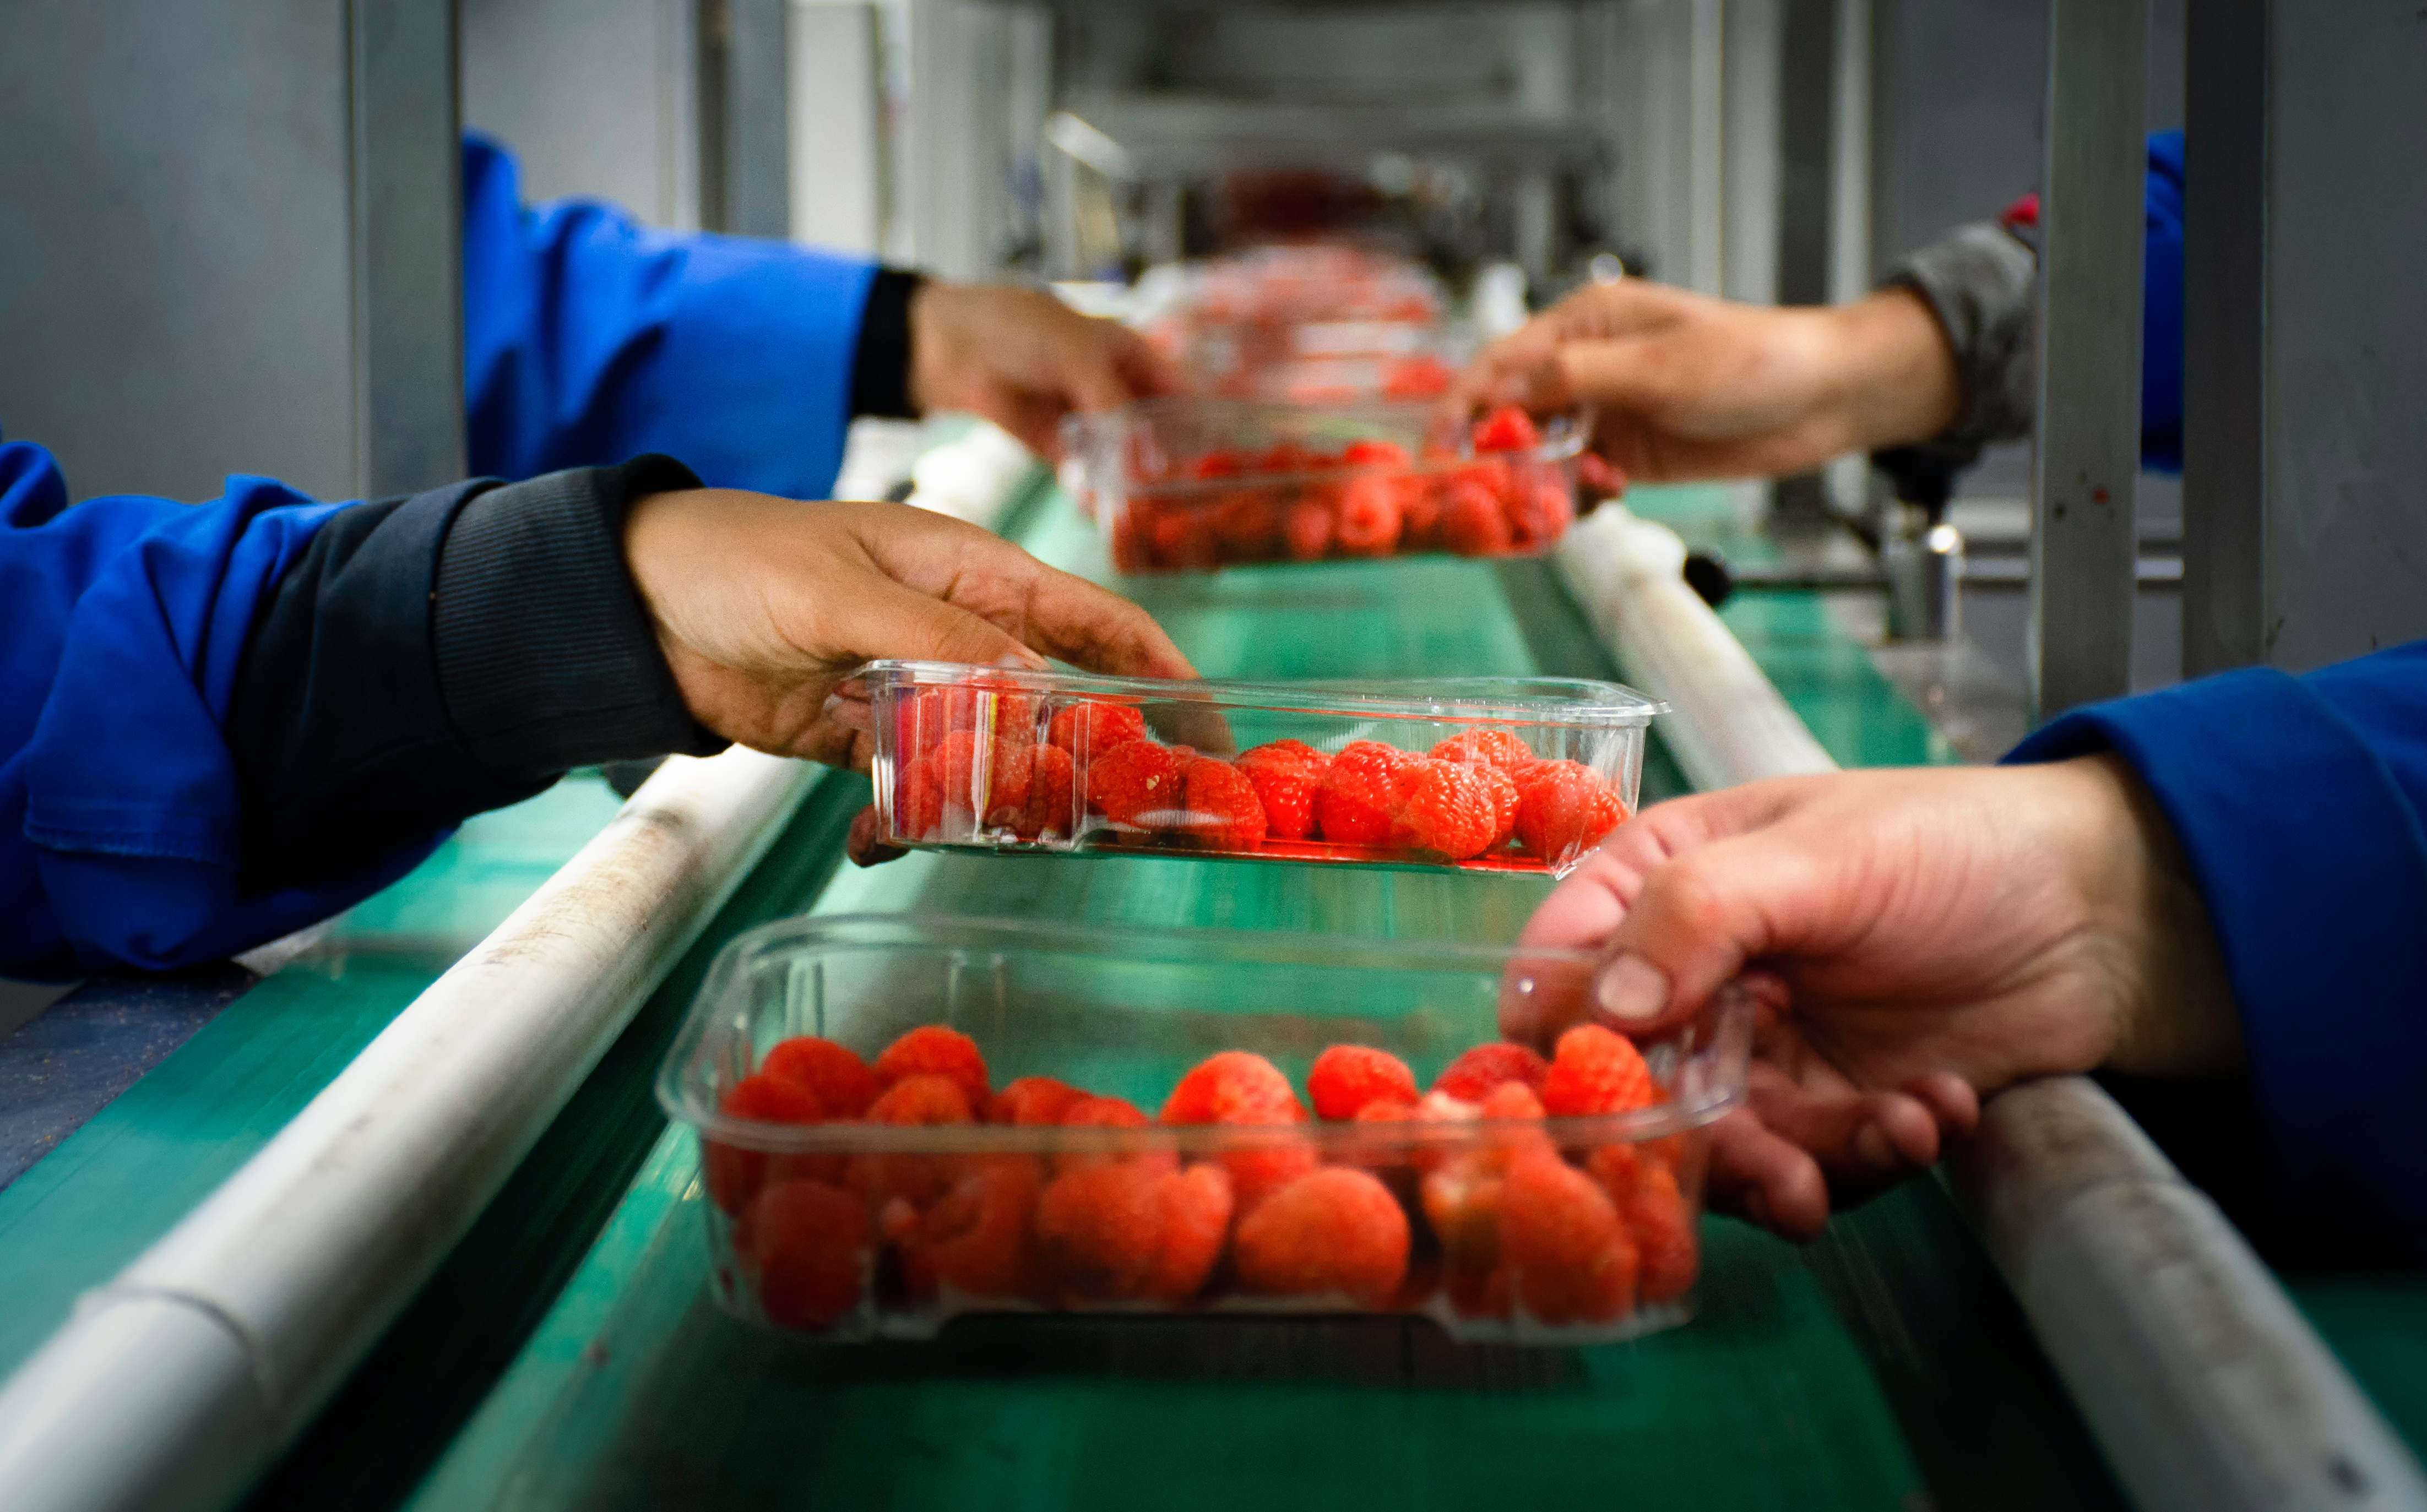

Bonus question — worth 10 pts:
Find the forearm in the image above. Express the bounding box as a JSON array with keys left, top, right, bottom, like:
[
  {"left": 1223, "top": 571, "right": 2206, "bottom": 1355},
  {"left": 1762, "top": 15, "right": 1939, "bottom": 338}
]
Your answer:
[
  {"left": 1814, "top": 287, "right": 1967, "bottom": 460},
  {"left": 225, "top": 456, "right": 722, "bottom": 886}
]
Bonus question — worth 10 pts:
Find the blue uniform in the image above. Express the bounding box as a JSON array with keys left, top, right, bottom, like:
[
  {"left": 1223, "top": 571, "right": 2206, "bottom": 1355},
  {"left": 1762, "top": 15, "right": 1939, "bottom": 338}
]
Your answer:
[{"left": 4, "top": 138, "right": 877, "bottom": 981}]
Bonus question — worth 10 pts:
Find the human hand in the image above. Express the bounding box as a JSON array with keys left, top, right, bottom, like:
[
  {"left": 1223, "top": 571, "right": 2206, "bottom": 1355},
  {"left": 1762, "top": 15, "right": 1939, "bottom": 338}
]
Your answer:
[
  {"left": 1448, "top": 280, "right": 1963, "bottom": 482},
  {"left": 1508, "top": 758, "right": 2237, "bottom": 1239},
  {"left": 910, "top": 282, "right": 1182, "bottom": 457},
  {"left": 622, "top": 491, "right": 1195, "bottom": 861}
]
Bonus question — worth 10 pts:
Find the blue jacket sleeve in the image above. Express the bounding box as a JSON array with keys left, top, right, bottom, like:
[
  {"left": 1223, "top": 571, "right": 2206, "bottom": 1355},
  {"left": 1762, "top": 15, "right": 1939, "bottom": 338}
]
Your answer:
[
  {"left": 462, "top": 133, "right": 879, "bottom": 498},
  {"left": 2140, "top": 129, "right": 2185, "bottom": 471},
  {"left": 1, "top": 439, "right": 436, "bottom": 981},
  {"left": 2008, "top": 641, "right": 2427, "bottom": 1252}
]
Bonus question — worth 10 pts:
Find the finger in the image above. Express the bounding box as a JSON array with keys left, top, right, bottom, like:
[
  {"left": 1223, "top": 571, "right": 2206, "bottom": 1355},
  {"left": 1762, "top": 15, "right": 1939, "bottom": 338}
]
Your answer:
[
  {"left": 1000, "top": 558, "right": 1198, "bottom": 682},
  {"left": 1110, "top": 326, "right": 1187, "bottom": 399},
  {"left": 1746, "top": 1080, "right": 1945, "bottom": 1192},
  {"left": 1704, "top": 1109, "right": 1831, "bottom": 1241},
  {"left": 1589, "top": 822, "right": 1834, "bottom": 1034},
  {"left": 846, "top": 806, "right": 908, "bottom": 867},
  {"left": 1899, "top": 1072, "right": 1981, "bottom": 1143},
  {"left": 841, "top": 574, "right": 1053, "bottom": 674}
]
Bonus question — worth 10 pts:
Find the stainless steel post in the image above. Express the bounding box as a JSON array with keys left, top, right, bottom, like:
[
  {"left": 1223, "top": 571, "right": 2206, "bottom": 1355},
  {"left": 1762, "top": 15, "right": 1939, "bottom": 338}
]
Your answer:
[{"left": 2027, "top": 0, "right": 2147, "bottom": 719}]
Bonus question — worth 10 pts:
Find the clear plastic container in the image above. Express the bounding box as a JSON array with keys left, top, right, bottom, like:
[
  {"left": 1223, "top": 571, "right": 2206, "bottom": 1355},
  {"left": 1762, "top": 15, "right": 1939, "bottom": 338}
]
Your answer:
[
  {"left": 657, "top": 915, "right": 1754, "bottom": 1346},
  {"left": 864, "top": 661, "right": 1660, "bottom": 877},
  {"left": 1058, "top": 398, "right": 1587, "bottom": 573}
]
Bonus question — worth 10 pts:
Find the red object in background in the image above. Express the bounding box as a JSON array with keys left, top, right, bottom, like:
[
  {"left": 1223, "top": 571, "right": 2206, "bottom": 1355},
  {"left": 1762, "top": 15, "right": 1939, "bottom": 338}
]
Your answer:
[{"left": 2000, "top": 192, "right": 2041, "bottom": 231}]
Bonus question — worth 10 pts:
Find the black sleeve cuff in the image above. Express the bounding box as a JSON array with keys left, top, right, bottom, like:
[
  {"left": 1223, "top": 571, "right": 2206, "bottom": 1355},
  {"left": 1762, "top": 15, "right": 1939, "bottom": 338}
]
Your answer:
[
  {"left": 434, "top": 454, "right": 726, "bottom": 784},
  {"left": 1874, "top": 221, "right": 2040, "bottom": 478},
  {"left": 849, "top": 268, "right": 925, "bottom": 420}
]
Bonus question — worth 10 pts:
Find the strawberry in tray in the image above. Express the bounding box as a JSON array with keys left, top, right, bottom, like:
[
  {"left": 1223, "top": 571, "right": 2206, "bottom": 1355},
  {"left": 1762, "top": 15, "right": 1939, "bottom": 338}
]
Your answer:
[{"left": 713, "top": 1022, "right": 1703, "bottom": 1338}]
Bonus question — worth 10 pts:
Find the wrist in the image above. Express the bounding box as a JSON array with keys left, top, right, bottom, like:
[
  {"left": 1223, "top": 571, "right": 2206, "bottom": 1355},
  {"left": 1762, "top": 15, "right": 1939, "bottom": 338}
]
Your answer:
[{"left": 1819, "top": 288, "right": 1966, "bottom": 455}]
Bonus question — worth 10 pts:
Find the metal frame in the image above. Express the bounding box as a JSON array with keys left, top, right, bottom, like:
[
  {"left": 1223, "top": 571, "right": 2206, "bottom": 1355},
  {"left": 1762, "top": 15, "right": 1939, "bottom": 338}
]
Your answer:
[{"left": 2026, "top": 0, "right": 2148, "bottom": 718}]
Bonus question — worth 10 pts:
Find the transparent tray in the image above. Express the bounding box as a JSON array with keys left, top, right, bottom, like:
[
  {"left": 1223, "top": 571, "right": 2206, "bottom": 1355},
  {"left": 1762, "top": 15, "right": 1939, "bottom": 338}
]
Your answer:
[
  {"left": 657, "top": 915, "right": 1754, "bottom": 1345},
  {"left": 1058, "top": 398, "right": 1587, "bottom": 573},
  {"left": 864, "top": 661, "right": 1659, "bottom": 877}
]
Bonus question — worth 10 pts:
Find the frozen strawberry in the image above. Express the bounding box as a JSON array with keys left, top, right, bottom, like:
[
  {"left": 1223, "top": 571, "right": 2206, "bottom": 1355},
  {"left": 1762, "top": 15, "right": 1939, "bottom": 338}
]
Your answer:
[
  {"left": 705, "top": 1073, "right": 827, "bottom": 1216},
  {"left": 1420, "top": 1154, "right": 1507, "bottom": 1318},
  {"left": 1190, "top": 449, "right": 1246, "bottom": 480},
  {"left": 1389, "top": 759, "right": 1497, "bottom": 858},
  {"left": 1055, "top": 1095, "right": 1177, "bottom": 1177},
  {"left": 1019, "top": 743, "right": 1078, "bottom": 839},
  {"left": 1162, "top": 1051, "right": 1304, "bottom": 1125},
  {"left": 1500, "top": 1147, "right": 1637, "bottom": 1324},
  {"left": 931, "top": 729, "right": 1033, "bottom": 828},
  {"left": 748, "top": 1178, "right": 870, "bottom": 1330},
  {"left": 987, "top": 1075, "right": 1089, "bottom": 1127},
  {"left": 897, "top": 684, "right": 1038, "bottom": 760},
  {"left": 848, "top": 1071, "right": 977, "bottom": 1208},
  {"left": 1590, "top": 1145, "right": 1698, "bottom": 1305},
  {"left": 1397, "top": 475, "right": 1443, "bottom": 549},
  {"left": 1085, "top": 738, "right": 1182, "bottom": 828},
  {"left": 1479, "top": 1079, "right": 1551, "bottom": 1124},
  {"left": 1507, "top": 475, "right": 1574, "bottom": 551},
  {"left": 873, "top": 1025, "right": 991, "bottom": 1110},
  {"left": 1440, "top": 480, "right": 1514, "bottom": 557},
  {"left": 1307, "top": 1045, "right": 1419, "bottom": 1120},
  {"left": 1472, "top": 405, "right": 1541, "bottom": 454},
  {"left": 1233, "top": 1168, "right": 1410, "bottom": 1307},
  {"left": 1540, "top": 1023, "right": 1658, "bottom": 1117},
  {"left": 1334, "top": 474, "right": 1404, "bottom": 557},
  {"left": 1282, "top": 498, "right": 1334, "bottom": 560},
  {"left": 1313, "top": 740, "right": 1415, "bottom": 846},
  {"left": 759, "top": 1036, "right": 879, "bottom": 1119},
  {"left": 904, "top": 1154, "right": 1045, "bottom": 1303},
  {"left": 1340, "top": 438, "right": 1412, "bottom": 470},
  {"left": 1035, "top": 1160, "right": 1165, "bottom": 1302},
  {"left": 1234, "top": 739, "right": 1331, "bottom": 841},
  {"left": 892, "top": 752, "right": 948, "bottom": 842},
  {"left": 1171, "top": 757, "right": 1268, "bottom": 851},
  {"left": 1109, "top": 509, "right": 1151, "bottom": 573},
  {"left": 1429, "top": 728, "right": 1535, "bottom": 769},
  {"left": 1213, "top": 492, "right": 1283, "bottom": 560},
  {"left": 1576, "top": 450, "right": 1626, "bottom": 505},
  {"left": 1142, "top": 1162, "right": 1235, "bottom": 1304},
  {"left": 1382, "top": 353, "right": 1453, "bottom": 399},
  {"left": 1432, "top": 1042, "right": 1550, "bottom": 1103},
  {"left": 1048, "top": 699, "right": 1149, "bottom": 759},
  {"left": 1476, "top": 763, "right": 1521, "bottom": 849},
  {"left": 1513, "top": 760, "right": 1627, "bottom": 862},
  {"left": 1150, "top": 509, "right": 1219, "bottom": 570}
]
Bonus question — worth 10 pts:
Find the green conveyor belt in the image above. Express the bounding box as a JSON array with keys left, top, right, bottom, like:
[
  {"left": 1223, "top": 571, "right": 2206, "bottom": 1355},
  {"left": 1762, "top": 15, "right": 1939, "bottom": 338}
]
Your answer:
[{"left": 2, "top": 481, "right": 2418, "bottom": 1509}]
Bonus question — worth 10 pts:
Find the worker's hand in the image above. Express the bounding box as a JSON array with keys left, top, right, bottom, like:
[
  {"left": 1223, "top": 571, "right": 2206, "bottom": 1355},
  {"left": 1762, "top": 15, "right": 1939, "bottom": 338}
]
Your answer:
[
  {"left": 910, "top": 282, "right": 1182, "bottom": 457},
  {"left": 1448, "top": 280, "right": 1963, "bottom": 482},
  {"left": 1508, "top": 757, "right": 2239, "bottom": 1240},
  {"left": 622, "top": 491, "right": 1193, "bottom": 864}
]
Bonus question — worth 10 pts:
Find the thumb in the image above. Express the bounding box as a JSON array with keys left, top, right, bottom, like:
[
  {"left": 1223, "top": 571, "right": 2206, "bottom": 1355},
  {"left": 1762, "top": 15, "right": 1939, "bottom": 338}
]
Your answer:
[{"left": 1589, "top": 830, "right": 1827, "bottom": 1035}]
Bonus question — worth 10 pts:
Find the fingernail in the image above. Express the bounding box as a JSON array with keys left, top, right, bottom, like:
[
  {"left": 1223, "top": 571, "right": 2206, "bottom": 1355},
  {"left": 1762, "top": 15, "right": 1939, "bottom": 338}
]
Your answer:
[
  {"left": 995, "top": 651, "right": 1047, "bottom": 671},
  {"left": 1594, "top": 954, "right": 1671, "bottom": 1022},
  {"left": 1854, "top": 1123, "right": 1896, "bottom": 1171}
]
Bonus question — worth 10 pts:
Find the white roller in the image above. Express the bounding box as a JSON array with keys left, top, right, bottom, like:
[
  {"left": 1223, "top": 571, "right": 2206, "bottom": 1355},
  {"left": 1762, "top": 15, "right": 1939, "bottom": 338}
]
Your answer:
[
  {"left": 0, "top": 746, "right": 817, "bottom": 1512},
  {"left": 1560, "top": 501, "right": 2427, "bottom": 1509},
  {"left": 1556, "top": 507, "right": 1835, "bottom": 791},
  {"left": 905, "top": 418, "right": 1040, "bottom": 530}
]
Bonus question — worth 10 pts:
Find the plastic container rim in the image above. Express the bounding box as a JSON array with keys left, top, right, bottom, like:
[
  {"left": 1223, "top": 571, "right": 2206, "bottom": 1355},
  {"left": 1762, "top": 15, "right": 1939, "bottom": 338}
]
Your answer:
[
  {"left": 656, "top": 913, "right": 1752, "bottom": 1155},
  {"left": 855, "top": 662, "right": 1666, "bottom": 729}
]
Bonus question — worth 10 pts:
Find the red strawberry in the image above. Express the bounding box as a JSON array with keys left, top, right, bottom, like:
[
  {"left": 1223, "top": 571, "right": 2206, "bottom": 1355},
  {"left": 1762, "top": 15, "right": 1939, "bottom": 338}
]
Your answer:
[
  {"left": 759, "top": 1036, "right": 879, "bottom": 1118},
  {"left": 891, "top": 751, "right": 948, "bottom": 842},
  {"left": 1433, "top": 1042, "right": 1550, "bottom": 1103},
  {"left": 903, "top": 1154, "right": 1045, "bottom": 1303},
  {"left": 987, "top": 1075, "right": 1089, "bottom": 1126},
  {"left": 1035, "top": 1161, "right": 1165, "bottom": 1302},
  {"left": 1142, "top": 1162, "right": 1235, "bottom": 1304},
  {"left": 1307, "top": 1045, "right": 1419, "bottom": 1120},
  {"left": 705, "top": 1073, "right": 828, "bottom": 1216},
  {"left": 1389, "top": 758, "right": 1497, "bottom": 859},
  {"left": 1233, "top": 1168, "right": 1410, "bottom": 1307},
  {"left": 1019, "top": 742, "right": 1078, "bottom": 839},
  {"left": 1334, "top": 474, "right": 1404, "bottom": 556},
  {"left": 1150, "top": 509, "right": 1218, "bottom": 570},
  {"left": 1282, "top": 498, "right": 1334, "bottom": 559},
  {"left": 1190, "top": 449, "right": 1246, "bottom": 479},
  {"left": 1590, "top": 1144, "right": 1698, "bottom": 1306},
  {"left": 1441, "top": 480, "right": 1514, "bottom": 557},
  {"left": 1513, "top": 760, "right": 1627, "bottom": 862},
  {"left": 1054, "top": 1095, "right": 1177, "bottom": 1177},
  {"left": 1341, "top": 438, "right": 1411, "bottom": 469},
  {"left": 1085, "top": 738, "right": 1183, "bottom": 827},
  {"left": 1500, "top": 1147, "right": 1637, "bottom": 1324},
  {"left": 873, "top": 1025, "right": 991, "bottom": 1110},
  {"left": 1235, "top": 739, "right": 1331, "bottom": 841},
  {"left": 1212, "top": 492, "right": 1283, "bottom": 561},
  {"left": 1162, "top": 1049, "right": 1313, "bottom": 1212},
  {"left": 1540, "top": 1024, "right": 1658, "bottom": 1117},
  {"left": 1171, "top": 757, "right": 1268, "bottom": 851},
  {"left": 1506, "top": 474, "right": 1575, "bottom": 551},
  {"left": 1047, "top": 699, "right": 1149, "bottom": 759},
  {"left": 847, "top": 1071, "right": 977, "bottom": 1208},
  {"left": 1429, "top": 728, "right": 1535, "bottom": 769},
  {"left": 932, "top": 729, "right": 1033, "bottom": 829},
  {"left": 748, "top": 1178, "right": 870, "bottom": 1330},
  {"left": 1313, "top": 740, "right": 1416, "bottom": 846},
  {"left": 1472, "top": 405, "right": 1541, "bottom": 453}
]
